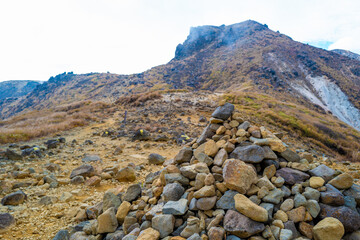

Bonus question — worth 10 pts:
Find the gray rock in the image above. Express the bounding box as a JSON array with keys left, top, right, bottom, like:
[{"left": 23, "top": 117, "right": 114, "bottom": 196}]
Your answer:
[
  {"left": 306, "top": 200, "right": 320, "bottom": 218},
  {"left": 344, "top": 196, "right": 357, "bottom": 211},
  {"left": 303, "top": 187, "right": 320, "bottom": 201},
  {"left": 70, "top": 164, "right": 95, "bottom": 179},
  {"left": 103, "top": 192, "right": 121, "bottom": 212},
  {"left": 276, "top": 168, "right": 310, "bottom": 185},
  {"left": 319, "top": 203, "right": 360, "bottom": 232},
  {"left": 162, "top": 182, "right": 185, "bottom": 202},
  {"left": 260, "top": 203, "right": 274, "bottom": 219},
  {"left": 197, "top": 124, "right": 215, "bottom": 145},
  {"left": 148, "top": 153, "right": 165, "bottom": 165},
  {"left": 165, "top": 173, "right": 189, "bottom": 186},
  {"left": 82, "top": 155, "right": 101, "bottom": 163},
  {"left": 263, "top": 188, "right": 284, "bottom": 204},
  {"left": 284, "top": 221, "right": 300, "bottom": 239},
  {"left": 188, "top": 233, "right": 202, "bottom": 240},
  {"left": 262, "top": 146, "right": 278, "bottom": 160},
  {"left": 229, "top": 145, "right": 265, "bottom": 163},
  {"left": 238, "top": 121, "right": 250, "bottom": 130},
  {"left": 223, "top": 210, "right": 265, "bottom": 238},
  {"left": 0, "top": 213, "right": 15, "bottom": 233},
  {"left": 211, "top": 103, "right": 234, "bottom": 120},
  {"left": 163, "top": 199, "right": 188, "bottom": 215},
  {"left": 1, "top": 190, "right": 27, "bottom": 206},
  {"left": 196, "top": 196, "right": 217, "bottom": 211},
  {"left": 294, "top": 193, "right": 307, "bottom": 208},
  {"left": 280, "top": 229, "right": 293, "bottom": 240},
  {"left": 344, "top": 184, "right": 360, "bottom": 205},
  {"left": 309, "top": 164, "right": 336, "bottom": 182},
  {"left": 5, "top": 149, "right": 23, "bottom": 160},
  {"left": 70, "top": 175, "right": 85, "bottom": 185},
  {"left": 280, "top": 149, "right": 301, "bottom": 162},
  {"left": 123, "top": 184, "right": 141, "bottom": 202},
  {"left": 216, "top": 190, "right": 237, "bottom": 210},
  {"left": 152, "top": 214, "right": 175, "bottom": 238}
]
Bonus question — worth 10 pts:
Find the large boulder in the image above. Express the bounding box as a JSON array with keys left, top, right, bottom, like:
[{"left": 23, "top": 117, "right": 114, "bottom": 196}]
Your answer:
[{"left": 223, "top": 159, "right": 257, "bottom": 194}]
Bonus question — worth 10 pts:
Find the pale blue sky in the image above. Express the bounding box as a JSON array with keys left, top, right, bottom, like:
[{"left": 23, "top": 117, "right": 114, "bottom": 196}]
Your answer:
[{"left": 0, "top": 0, "right": 359, "bottom": 81}]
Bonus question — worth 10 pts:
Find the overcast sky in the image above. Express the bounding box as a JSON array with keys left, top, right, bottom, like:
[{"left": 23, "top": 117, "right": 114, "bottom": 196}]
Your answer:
[{"left": 1, "top": 0, "right": 360, "bottom": 82}]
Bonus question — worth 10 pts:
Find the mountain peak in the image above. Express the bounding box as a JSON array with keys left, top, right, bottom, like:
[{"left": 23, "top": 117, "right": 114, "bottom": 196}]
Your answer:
[{"left": 175, "top": 20, "right": 268, "bottom": 59}]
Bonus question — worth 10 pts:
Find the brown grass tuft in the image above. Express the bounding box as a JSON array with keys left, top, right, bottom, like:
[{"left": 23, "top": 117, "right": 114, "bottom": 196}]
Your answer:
[{"left": 115, "top": 91, "right": 162, "bottom": 106}]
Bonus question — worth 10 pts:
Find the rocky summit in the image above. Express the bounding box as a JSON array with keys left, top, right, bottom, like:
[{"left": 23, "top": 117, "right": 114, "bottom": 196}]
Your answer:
[{"left": 31, "top": 103, "right": 360, "bottom": 240}]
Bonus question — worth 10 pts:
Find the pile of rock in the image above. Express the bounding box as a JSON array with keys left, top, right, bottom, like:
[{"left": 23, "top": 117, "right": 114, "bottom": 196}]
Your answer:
[{"left": 54, "top": 103, "right": 360, "bottom": 240}]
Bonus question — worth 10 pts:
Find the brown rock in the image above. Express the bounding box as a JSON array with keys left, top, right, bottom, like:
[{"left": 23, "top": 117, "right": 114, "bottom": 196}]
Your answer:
[
  {"left": 328, "top": 173, "right": 353, "bottom": 190},
  {"left": 223, "top": 159, "right": 257, "bottom": 194},
  {"left": 286, "top": 206, "right": 306, "bottom": 223},
  {"left": 204, "top": 140, "right": 219, "bottom": 157},
  {"left": 234, "top": 194, "right": 268, "bottom": 222},
  {"left": 137, "top": 228, "right": 160, "bottom": 240}
]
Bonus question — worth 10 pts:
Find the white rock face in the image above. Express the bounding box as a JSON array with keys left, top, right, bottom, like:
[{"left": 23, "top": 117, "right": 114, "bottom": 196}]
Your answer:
[{"left": 292, "top": 75, "right": 360, "bottom": 131}]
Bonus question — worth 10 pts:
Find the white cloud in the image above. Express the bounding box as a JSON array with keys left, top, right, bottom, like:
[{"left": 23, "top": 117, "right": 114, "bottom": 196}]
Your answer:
[{"left": 0, "top": 0, "right": 360, "bottom": 81}]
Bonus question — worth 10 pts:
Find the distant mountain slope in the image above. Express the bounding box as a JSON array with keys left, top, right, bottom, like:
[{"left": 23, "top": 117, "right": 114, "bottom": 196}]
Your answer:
[
  {"left": 1, "top": 20, "right": 360, "bottom": 131},
  {"left": 332, "top": 49, "right": 360, "bottom": 62},
  {"left": 0, "top": 80, "right": 41, "bottom": 100}
]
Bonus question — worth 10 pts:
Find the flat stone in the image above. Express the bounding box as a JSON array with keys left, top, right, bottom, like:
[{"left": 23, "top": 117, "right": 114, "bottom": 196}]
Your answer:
[
  {"left": 163, "top": 199, "right": 188, "bottom": 215},
  {"left": 328, "top": 173, "right": 354, "bottom": 190},
  {"left": 276, "top": 168, "right": 310, "bottom": 185},
  {"left": 223, "top": 159, "right": 257, "bottom": 194},
  {"left": 309, "top": 164, "right": 335, "bottom": 182},
  {"left": 280, "top": 149, "right": 301, "bottom": 162},
  {"left": 229, "top": 145, "right": 265, "bottom": 163},
  {"left": 223, "top": 210, "right": 265, "bottom": 238},
  {"left": 319, "top": 204, "right": 360, "bottom": 233},
  {"left": 82, "top": 155, "right": 101, "bottom": 163},
  {"left": 70, "top": 164, "right": 95, "bottom": 179},
  {"left": 165, "top": 173, "right": 189, "bottom": 186}
]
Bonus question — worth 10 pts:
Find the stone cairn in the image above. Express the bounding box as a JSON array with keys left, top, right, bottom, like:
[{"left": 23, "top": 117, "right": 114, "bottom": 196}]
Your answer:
[{"left": 55, "top": 103, "right": 360, "bottom": 240}]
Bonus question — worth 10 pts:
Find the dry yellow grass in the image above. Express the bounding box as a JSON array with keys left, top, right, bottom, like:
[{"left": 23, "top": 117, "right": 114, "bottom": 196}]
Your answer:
[
  {"left": 221, "top": 91, "right": 360, "bottom": 162},
  {"left": 0, "top": 101, "right": 114, "bottom": 144}
]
